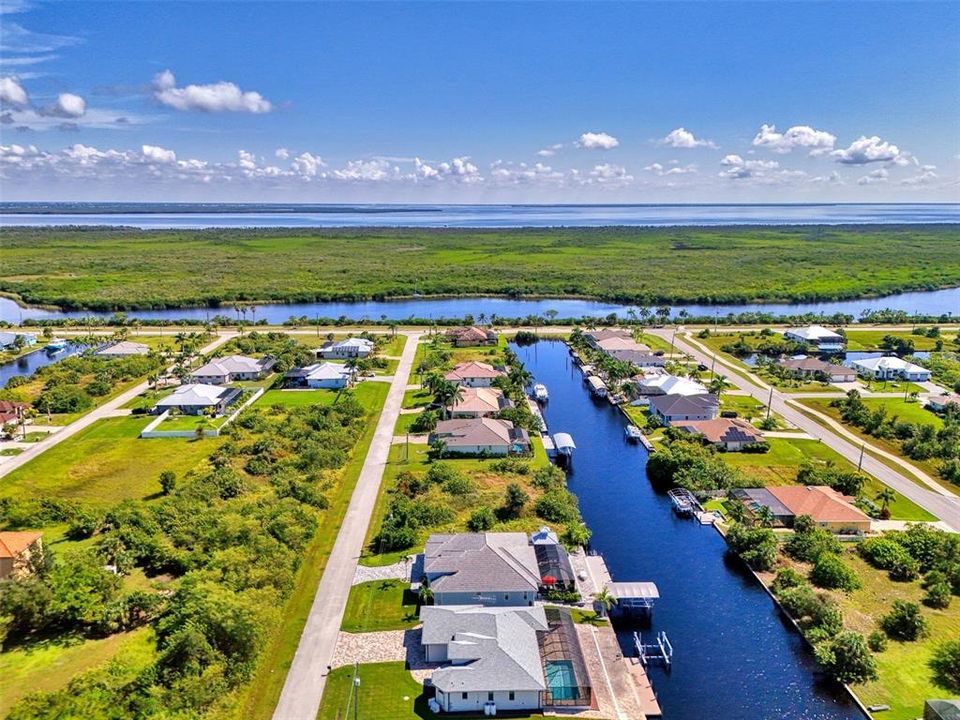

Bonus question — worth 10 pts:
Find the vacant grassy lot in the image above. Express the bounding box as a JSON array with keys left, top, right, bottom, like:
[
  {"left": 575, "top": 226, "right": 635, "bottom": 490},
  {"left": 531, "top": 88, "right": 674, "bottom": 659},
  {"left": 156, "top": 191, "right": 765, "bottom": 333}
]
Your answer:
[
  {"left": 4, "top": 226, "right": 959, "bottom": 310},
  {"left": 257, "top": 381, "right": 384, "bottom": 410},
  {"left": 843, "top": 330, "right": 952, "bottom": 352},
  {"left": 0, "top": 417, "right": 222, "bottom": 504},
  {"left": 341, "top": 579, "right": 420, "bottom": 633}
]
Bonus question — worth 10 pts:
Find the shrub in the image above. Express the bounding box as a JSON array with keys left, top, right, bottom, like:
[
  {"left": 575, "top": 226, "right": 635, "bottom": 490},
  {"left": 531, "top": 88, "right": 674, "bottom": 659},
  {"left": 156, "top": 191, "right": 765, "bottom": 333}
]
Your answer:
[
  {"left": 867, "top": 630, "right": 887, "bottom": 652},
  {"left": 930, "top": 639, "right": 960, "bottom": 693},
  {"left": 858, "top": 537, "right": 919, "bottom": 580},
  {"left": 726, "top": 523, "right": 778, "bottom": 572},
  {"left": 467, "top": 506, "right": 496, "bottom": 532},
  {"left": 535, "top": 490, "right": 579, "bottom": 524},
  {"left": 410, "top": 409, "right": 438, "bottom": 433},
  {"left": 502, "top": 483, "right": 529, "bottom": 519},
  {"left": 771, "top": 567, "right": 806, "bottom": 595},
  {"left": 443, "top": 475, "right": 475, "bottom": 496},
  {"left": 425, "top": 462, "right": 462, "bottom": 486},
  {"left": 532, "top": 465, "right": 566, "bottom": 491},
  {"left": 159, "top": 471, "right": 177, "bottom": 495},
  {"left": 810, "top": 553, "right": 861, "bottom": 592},
  {"left": 35, "top": 385, "right": 93, "bottom": 414},
  {"left": 562, "top": 522, "right": 591, "bottom": 548},
  {"left": 923, "top": 582, "right": 953, "bottom": 609},
  {"left": 785, "top": 524, "right": 841, "bottom": 564},
  {"left": 880, "top": 600, "right": 928, "bottom": 641},
  {"left": 814, "top": 632, "right": 878, "bottom": 685}
]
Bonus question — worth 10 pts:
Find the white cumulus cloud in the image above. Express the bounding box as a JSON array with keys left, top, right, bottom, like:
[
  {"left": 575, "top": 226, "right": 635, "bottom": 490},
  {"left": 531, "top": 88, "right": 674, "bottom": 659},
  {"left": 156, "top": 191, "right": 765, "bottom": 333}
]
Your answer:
[
  {"left": 856, "top": 168, "right": 889, "bottom": 185},
  {"left": 577, "top": 131, "right": 619, "bottom": 150},
  {"left": 0, "top": 76, "right": 28, "bottom": 106},
  {"left": 752, "top": 124, "right": 835, "bottom": 155},
  {"left": 291, "top": 151, "right": 325, "bottom": 178},
  {"left": 718, "top": 154, "right": 779, "bottom": 180},
  {"left": 659, "top": 127, "right": 716, "bottom": 149},
  {"left": 39, "top": 92, "right": 86, "bottom": 118},
  {"left": 831, "top": 136, "right": 905, "bottom": 165},
  {"left": 153, "top": 70, "right": 272, "bottom": 113},
  {"left": 275, "top": 147, "right": 290, "bottom": 160},
  {"left": 141, "top": 144, "right": 176, "bottom": 163},
  {"left": 537, "top": 143, "right": 564, "bottom": 157}
]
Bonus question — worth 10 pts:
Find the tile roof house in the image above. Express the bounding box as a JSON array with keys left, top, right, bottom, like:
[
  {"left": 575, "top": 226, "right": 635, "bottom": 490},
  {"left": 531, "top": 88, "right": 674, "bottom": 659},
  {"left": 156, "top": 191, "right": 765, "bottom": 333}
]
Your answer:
[
  {"left": 190, "top": 354, "right": 275, "bottom": 384},
  {"left": 0, "top": 399, "right": 28, "bottom": 425},
  {"left": 777, "top": 357, "right": 856, "bottom": 383},
  {"left": 607, "top": 348, "right": 666, "bottom": 367},
  {"left": 284, "top": 362, "right": 352, "bottom": 389},
  {"left": 852, "top": 356, "right": 932, "bottom": 382},
  {"left": 421, "top": 605, "right": 548, "bottom": 713},
  {"left": 317, "top": 337, "right": 375, "bottom": 359},
  {"left": 444, "top": 361, "right": 506, "bottom": 388},
  {"left": 155, "top": 383, "right": 242, "bottom": 416},
  {"left": 94, "top": 340, "right": 151, "bottom": 358},
  {"left": 447, "top": 326, "right": 499, "bottom": 347},
  {"left": 423, "top": 532, "right": 541, "bottom": 606},
  {"left": 583, "top": 328, "right": 633, "bottom": 347},
  {"left": 926, "top": 394, "right": 960, "bottom": 414},
  {"left": 649, "top": 393, "right": 719, "bottom": 425},
  {"left": 449, "top": 387, "right": 512, "bottom": 418},
  {"left": 594, "top": 336, "right": 650, "bottom": 354},
  {"left": 0, "top": 531, "right": 43, "bottom": 580},
  {"left": 637, "top": 374, "right": 706, "bottom": 397},
  {"left": 673, "top": 417, "right": 764, "bottom": 451},
  {"left": 783, "top": 325, "right": 846, "bottom": 351},
  {"left": 733, "top": 486, "right": 871, "bottom": 533},
  {"left": 430, "top": 417, "right": 530, "bottom": 456}
]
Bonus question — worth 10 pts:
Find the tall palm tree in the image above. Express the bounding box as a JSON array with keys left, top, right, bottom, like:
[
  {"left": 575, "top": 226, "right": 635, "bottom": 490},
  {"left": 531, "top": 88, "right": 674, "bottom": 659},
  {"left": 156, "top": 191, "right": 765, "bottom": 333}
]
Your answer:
[
  {"left": 434, "top": 380, "right": 464, "bottom": 418},
  {"left": 592, "top": 586, "right": 617, "bottom": 617},
  {"left": 876, "top": 488, "right": 896, "bottom": 516},
  {"left": 430, "top": 438, "right": 447, "bottom": 459},
  {"left": 708, "top": 374, "right": 727, "bottom": 398}
]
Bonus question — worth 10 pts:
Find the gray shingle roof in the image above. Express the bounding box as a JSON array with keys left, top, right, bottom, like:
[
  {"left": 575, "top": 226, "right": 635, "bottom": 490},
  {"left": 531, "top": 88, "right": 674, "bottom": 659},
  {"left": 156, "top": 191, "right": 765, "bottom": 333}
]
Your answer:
[
  {"left": 424, "top": 532, "right": 540, "bottom": 594},
  {"left": 649, "top": 393, "right": 719, "bottom": 416},
  {"left": 421, "top": 605, "right": 547, "bottom": 693}
]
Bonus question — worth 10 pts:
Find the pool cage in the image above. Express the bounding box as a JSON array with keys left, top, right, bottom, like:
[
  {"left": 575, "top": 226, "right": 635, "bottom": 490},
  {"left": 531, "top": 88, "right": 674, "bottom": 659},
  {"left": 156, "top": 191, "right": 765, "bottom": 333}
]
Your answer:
[{"left": 538, "top": 607, "right": 593, "bottom": 707}]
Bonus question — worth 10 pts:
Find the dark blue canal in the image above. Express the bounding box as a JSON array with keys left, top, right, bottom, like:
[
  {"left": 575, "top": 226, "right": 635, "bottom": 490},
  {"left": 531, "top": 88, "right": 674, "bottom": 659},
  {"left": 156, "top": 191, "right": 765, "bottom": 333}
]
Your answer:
[{"left": 512, "top": 340, "right": 864, "bottom": 720}]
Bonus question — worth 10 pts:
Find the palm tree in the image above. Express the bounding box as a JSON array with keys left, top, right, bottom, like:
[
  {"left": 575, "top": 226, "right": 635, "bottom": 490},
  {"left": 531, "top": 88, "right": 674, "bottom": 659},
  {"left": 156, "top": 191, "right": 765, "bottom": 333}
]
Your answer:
[
  {"left": 756, "top": 506, "right": 776, "bottom": 528},
  {"left": 876, "top": 488, "right": 896, "bottom": 517},
  {"left": 434, "top": 380, "right": 464, "bottom": 418},
  {"left": 344, "top": 357, "right": 359, "bottom": 383},
  {"left": 592, "top": 586, "right": 617, "bottom": 618},
  {"left": 194, "top": 419, "right": 209, "bottom": 440},
  {"left": 418, "top": 581, "right": 434, "bottom": 606},
  {"left": 726, "top": 499, "right": 747, "bottom": 524},
  {"left": 508, "top": 365, "right": 532, "bottom": 391},
  {"left": 708, "top": 374, "right": 727, "bottom": 398},
  {"left": 430, "top": 438, "right": 447, "bottom": 459}
]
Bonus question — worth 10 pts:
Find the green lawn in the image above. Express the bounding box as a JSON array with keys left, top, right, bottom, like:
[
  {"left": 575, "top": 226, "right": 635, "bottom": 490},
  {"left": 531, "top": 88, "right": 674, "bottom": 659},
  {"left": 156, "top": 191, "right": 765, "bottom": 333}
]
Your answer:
[
  {"left": 832, "top": 551, "right": 960, "bottom": 720},
  {"left": 719, "top": 394, "right": 767, "bottom": 420},
  {"left": 0, "top": 417, "right": 222, "bottom": 505},
  {"left": 317, "top": 662, "right": 541, "bottom": 720},
  {"left": 6, "top": 226, "right": 960, "bottom": 310},
  {"left": 341, "top": 580, "right": 420, "bottom": 633},
  {"left": 120, "top": 386, "right": 174, "bottom": 410},
  {"left": 257, "top": 382, "right": 384, "bottom": 410},
  {"left": 0, "top": 447, "right": 23, "bottom": 456},
  {"left": 394, "top": 411, "right": 424, "bottom": 436},
  {"left": 237, "top": 381, "right": 390, "bottom": 720},
  {"left": 159, "top": 413, "right": 229, "bottom": 431},
  {"left": 402, "top": 388, "right": 433, "bottom": 409},
  {"left": 843, "top": 330, "right": 948, "bottom": 352},
  {"left": 859, "top": 378, "right": 928, "bottom": 395},
  {"left": 380, "top": 334, "right": 408, "bottom": 357}
]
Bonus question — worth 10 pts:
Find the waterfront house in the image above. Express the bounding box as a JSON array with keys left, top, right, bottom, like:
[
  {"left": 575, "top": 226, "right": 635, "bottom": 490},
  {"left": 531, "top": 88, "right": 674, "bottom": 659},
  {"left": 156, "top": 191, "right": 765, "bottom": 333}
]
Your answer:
[
  {"left": 583, "top": 328, "right": 633, "bottom": 348},
  {"left": 449, "top": 387, "right": 512, "bottom": 418},
  {"left": 732, "top": 486, "right": 871, "bottom": 533},
  {"left": 430, "top": 417, "right": 530, "bottom": 455},
  {"left": 531, "top": 527, "right": 576, "bottom": 590},
  {"left": 422, "top": 532, "right": 541, "bottom": 606},
  {"left": 95, "top": 340, "right": 151, "bottom": 358},
  {"left": 0, "top": 531, "right": 43, "bottom": 580},
  {"left": 673, "top": 418, "right": 764, "bottom": 451},
  {"left": 594, "top": 336, "right": 650, "bottom": 354},
  {"left": 447, "top": 326, "right": 498, "bottom": 347},
  {"left": 444, "top": 361, "right": 506, "bottom": 387},
  {"left": 637, "top": 374, "right": 706, "bottom": 397},
  {"left": 155, "top": 383, "right": 241, "bottom": 416},
  {"left": 777, "top": 356, "right": 856, "bottom": 383},
  {"left": 0, "top": 400, "right": 28, "bottom": 425},
  {"left": 284, "top": 362, "right": 352, "bottom": 389},
  {"left": 421, "top": 605, "right": 548, "bottom": 713},
  {"left": 190, "top": 354, "right": 275, "bottom": 384},
  {"left": 783, "top": 325, "right": 846, "bottom": 352},
  {"left": 317, "top": 337, "right": 374, "bottom": 359},
  {"left": 852, "top": 356, "right": 932, "bottom": 382},
  {"left": 926, "top": 394, "right": 960, "bottom": 414},
  {"left": 0, "top": 331, "right": 37, "bottom": 350},
  {"left": 607, "top": 348, "right": 667, "bottom": 368},
  {"left": 649, "top": 393, "right": 719, "bottom": 425}
]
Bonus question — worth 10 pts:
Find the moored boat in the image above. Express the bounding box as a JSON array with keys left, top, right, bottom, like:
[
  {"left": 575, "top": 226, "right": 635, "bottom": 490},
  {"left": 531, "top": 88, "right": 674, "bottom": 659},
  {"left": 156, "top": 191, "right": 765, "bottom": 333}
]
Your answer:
[
  {"left": 45, "top": 338, "right": 69, "bottom": 352},
  {"left": 533, "top": 383, "right": 549, "bottom": 402},
  {"left": 624, "top": 424, "right": 643, "bottom": 442}
]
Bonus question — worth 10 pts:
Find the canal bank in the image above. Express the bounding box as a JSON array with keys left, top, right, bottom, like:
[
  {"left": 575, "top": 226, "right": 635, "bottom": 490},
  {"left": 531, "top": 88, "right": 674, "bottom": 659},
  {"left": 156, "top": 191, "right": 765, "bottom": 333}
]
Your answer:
[{"left": 512, "top": 339, "right": 864, "bottom": 720}]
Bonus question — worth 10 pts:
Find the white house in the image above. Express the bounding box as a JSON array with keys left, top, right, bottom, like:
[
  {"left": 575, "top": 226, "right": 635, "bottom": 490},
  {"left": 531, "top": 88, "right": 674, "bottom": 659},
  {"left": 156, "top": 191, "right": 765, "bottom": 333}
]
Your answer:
[
  {"left": 429, "top": 418, "right": 530, "bottom": 455},
  {"left": 852, "top": 356, "right": 932, "bottom": 382},
  {"left": 637, "top": 374, "right": 706, "bottom": 397},
  {"left": 422, "top": 532, "right": 541, "bottom": 606},
  {"left": 155, "top": 384, "right": 241, "bottom": 416},
  {"left": 649, "top": 393, "right": 719, "bottom": 425},
  {"left": 190, "top": 355, "right": 275, "bottom": 384},
  {"left": 421, "top": 605, "right": 548, "bottom": 713},
  {"left": 317, "top": 337, "right": 374, "bottom": 359},
  {"left": 95, "top": 340, "right": 151, "bottom": 358},
  {"left": 285, "top": 362, "right": 352, "bottom": 389},
  {"left": 0, "top": 332, "right": 37, "bottom": 350},
  {"left": 444, "top": 361, "right": 506, "bottom": 388},
  {"left": 783, "top": 325, "right": 846, "bottom": 352}
]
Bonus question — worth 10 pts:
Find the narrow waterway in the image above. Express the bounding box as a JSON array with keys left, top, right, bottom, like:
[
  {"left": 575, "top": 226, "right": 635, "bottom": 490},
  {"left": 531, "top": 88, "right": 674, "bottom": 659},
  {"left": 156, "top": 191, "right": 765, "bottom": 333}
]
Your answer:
[
  {"left": 511, "top": 340, "right": 864, "bottom": 720},
  {"left": 0, "top": 344, "right": 84, "bottom": 388}
]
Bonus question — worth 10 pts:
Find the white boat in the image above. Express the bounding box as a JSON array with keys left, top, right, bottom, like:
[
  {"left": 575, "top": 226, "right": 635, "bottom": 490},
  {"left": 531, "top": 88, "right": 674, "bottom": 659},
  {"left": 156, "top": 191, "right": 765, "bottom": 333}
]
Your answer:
[
  {"left": 533, "top": 383, "right": 549, "bottom": 402},
  {"left": 45, "top": 338, "right": 69, "bottom": 352},
  {"left": 624, "top": 424, "right": 643, "bottom": 442}
]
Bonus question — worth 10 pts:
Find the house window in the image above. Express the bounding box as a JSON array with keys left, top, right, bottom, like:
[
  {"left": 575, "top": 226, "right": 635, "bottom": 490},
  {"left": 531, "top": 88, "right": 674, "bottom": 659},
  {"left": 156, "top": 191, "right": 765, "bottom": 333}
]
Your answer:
[
  {"left": 509, "top": 691, "right": 515, "bottom": 701},
  {"left": 462, "top": 692, "right": 468, "bottom": 700},
  {"left": 504, "top": 594, "right": 509, "bottom": 600},
  {"left": 488, "top": 692, "right": 494, "bottom": 702}
]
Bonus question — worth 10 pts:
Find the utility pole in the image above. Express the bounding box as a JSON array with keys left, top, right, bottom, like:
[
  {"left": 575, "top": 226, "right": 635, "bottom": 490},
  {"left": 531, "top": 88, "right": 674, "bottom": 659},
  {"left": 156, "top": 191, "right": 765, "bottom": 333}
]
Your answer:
[
  {"left": 669, "top": 326, "right": 678, "bottom": 356},
  {"left": 857, "top": 442, "right": 865, "bottom": 472},
  {"left": 766, "top": 386, "right": 773, "bottom": 420},
  {"left": 711, "top": 353, "right": 717, "bottom": 374}
]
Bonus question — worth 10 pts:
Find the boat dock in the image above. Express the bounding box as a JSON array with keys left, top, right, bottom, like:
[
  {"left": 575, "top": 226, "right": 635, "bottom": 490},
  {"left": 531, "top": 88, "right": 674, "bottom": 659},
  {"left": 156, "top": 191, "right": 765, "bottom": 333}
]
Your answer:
[{"left": 667, "top": 487, "right": 702, "bottom": 516}]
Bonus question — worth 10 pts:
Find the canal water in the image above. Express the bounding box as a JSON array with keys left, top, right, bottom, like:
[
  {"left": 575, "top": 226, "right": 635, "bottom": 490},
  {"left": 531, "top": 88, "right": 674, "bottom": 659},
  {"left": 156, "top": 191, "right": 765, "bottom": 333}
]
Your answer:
[
  {"left": 0, "top": 343, "right": 85, "bottom": 388},
  {"left": 512, "top": 340, "right": 864, "bottom": 720}
]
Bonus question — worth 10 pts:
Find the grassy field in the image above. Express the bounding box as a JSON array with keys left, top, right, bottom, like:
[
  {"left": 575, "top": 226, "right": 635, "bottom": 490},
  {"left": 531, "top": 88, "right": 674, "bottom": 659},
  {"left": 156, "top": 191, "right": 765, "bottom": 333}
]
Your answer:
[
  {"left": 830, "top": 551, "right": 960, "bottom": 719},
  {"left": 237, "top": 380, "right": 389, "bottom": 720},
  {"left": 843, "top": 330, "right": 949, "bottom": 352},
  {"left": 316, "top": 662, "right": 541, "bottom": 720},
  {"left": 257, "top": 381, "right": 384, "bottom": 409},
  {"left": 341, "top": 579, "right": 420, "bottom": 633},
  {"left": 4, "top": 226, "right": 960, "bottom": 310},
  {"left": 0, "top": 416, "right": 223, "bottom": 505}
]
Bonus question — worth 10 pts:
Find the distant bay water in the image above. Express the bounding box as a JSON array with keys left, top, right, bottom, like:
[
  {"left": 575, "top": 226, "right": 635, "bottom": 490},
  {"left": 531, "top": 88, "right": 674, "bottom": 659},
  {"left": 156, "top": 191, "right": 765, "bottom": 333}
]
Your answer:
[{"left": 1, "top": 202, "right": 959, "bottom": 228}]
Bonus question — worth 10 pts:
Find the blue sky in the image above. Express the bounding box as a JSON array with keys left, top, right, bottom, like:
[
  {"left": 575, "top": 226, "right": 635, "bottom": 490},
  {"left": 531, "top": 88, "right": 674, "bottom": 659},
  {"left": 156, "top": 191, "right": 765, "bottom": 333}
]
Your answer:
[{"left": 1, "top": 0, "right": 958, "bottom": 202}]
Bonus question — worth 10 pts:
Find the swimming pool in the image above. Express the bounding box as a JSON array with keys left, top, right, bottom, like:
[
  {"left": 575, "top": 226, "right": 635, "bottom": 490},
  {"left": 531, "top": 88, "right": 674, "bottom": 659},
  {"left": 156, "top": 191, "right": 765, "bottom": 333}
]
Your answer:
[{"left": 545, "top": 660, "right": 579, "bottom": 701}]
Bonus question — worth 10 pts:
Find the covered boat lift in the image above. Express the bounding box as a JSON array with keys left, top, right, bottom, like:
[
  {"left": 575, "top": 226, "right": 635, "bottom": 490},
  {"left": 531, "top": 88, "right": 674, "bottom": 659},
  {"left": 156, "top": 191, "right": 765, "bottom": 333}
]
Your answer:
[{"left": 607, "top": 581, "right": 661, "bottom": 616}]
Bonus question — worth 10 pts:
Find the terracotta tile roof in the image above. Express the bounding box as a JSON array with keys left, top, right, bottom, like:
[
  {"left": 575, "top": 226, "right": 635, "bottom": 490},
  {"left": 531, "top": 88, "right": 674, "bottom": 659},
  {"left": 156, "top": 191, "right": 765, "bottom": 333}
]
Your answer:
[
  {"left": 0, "top": 531, "right": 42, "bottom": 559},
  {"left": 767, "top": 486, "right": 869, "bottom": 524},
  {"left": 444, "top": 361, "right": 504, "bottom": 382}
]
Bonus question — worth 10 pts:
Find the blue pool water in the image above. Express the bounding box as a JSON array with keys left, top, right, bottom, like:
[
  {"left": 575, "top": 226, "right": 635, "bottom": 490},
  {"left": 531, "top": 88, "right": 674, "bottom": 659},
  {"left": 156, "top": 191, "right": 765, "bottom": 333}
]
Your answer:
[{"left": 545, "top": 659, "right": 578, "bottom": 701}]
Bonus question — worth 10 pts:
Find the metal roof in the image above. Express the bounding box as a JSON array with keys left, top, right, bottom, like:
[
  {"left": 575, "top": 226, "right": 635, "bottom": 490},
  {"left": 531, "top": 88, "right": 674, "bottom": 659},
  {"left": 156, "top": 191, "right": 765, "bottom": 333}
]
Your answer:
[{"left": 607, "top": 581, "right": 660, "bottom": 601}]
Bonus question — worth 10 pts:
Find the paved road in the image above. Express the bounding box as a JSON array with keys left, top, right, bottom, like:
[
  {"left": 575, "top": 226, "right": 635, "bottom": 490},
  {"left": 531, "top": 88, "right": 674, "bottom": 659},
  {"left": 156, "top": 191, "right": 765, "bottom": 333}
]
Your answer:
[
  {"left": 653, "top": 329, "right": 960, "bottom": 531},
  {"left": 273, "top": 331, "right": 422, "bottom": 720},
  {"left": 0, "top": 332, "right": 236, "bottom": 478}
]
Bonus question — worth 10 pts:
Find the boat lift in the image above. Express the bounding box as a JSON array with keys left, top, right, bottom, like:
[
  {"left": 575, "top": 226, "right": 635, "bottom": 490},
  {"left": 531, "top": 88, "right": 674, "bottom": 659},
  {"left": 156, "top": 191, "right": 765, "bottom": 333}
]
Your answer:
[
  {"left": 667, "top": 488, "right": 701, "bottom": 517},
  {"left": 634, "top": 631, "right": 673, "bottom": 668}
]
